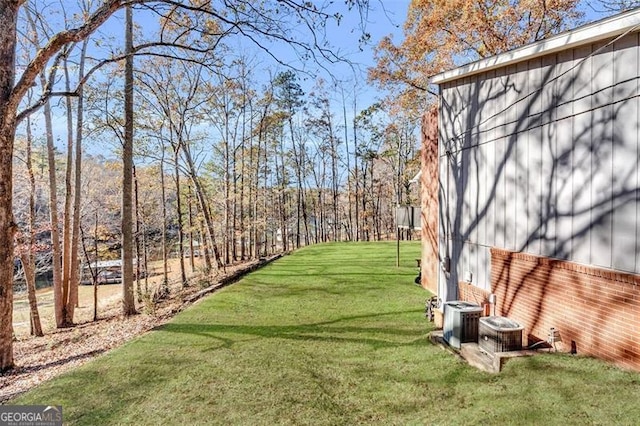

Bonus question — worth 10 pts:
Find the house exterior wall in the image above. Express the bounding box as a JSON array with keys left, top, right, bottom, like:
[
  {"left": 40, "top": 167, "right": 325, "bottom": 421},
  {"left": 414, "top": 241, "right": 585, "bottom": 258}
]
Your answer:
[
  {"left": 491, "top": 248, "right": 640, "bottom": 371},
  {"left": 436, "top": 30, "right": 640, "bottom": 368}
]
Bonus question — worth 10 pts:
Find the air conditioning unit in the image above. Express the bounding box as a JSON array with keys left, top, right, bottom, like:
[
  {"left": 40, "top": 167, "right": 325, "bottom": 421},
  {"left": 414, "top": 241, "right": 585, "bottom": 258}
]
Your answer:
[
  {"left": 479, "top": 316, "right": 523, "bottom": 353},
  {"left": 443, "top": 301, "right": 483, "bottom": 349}
]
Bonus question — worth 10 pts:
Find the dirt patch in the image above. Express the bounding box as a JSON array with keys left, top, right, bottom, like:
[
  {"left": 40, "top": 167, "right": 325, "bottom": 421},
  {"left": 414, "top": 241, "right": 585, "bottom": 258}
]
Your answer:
[{"left": 1, "top": 257, "right": 278, "bottom": 403}]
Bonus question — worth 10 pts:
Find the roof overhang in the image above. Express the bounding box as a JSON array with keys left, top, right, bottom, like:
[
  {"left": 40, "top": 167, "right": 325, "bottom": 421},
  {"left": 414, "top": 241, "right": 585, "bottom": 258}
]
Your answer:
[{"left": 431, "top": 8, "right": 640, "bottom": 85}]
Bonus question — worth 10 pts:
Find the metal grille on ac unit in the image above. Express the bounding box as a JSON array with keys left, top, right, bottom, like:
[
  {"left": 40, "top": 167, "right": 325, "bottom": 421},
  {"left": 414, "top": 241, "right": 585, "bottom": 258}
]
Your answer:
[{"left": 443, "top": 301, "right": 483, "bottom": 349}]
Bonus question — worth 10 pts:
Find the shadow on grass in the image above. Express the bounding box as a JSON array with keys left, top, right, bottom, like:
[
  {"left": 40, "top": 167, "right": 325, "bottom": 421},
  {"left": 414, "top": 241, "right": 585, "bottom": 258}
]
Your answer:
[
  {"left": 35, "top": 354, "right": 193, "bottom": 424},
  {"left": 248, "top": 284, "right": 422, "bottom": 299},
  {"left": 256, "top": 272, "right": 415, "bottom": 278},
  {"left": 157, "top": 309, "right": 429, "bottom": 350},
  {"left": 1, "top": 349, "right": 108, "bottom": 403},
  {"left": 19, "top": 349, "right": 107, "bottom": 374}
]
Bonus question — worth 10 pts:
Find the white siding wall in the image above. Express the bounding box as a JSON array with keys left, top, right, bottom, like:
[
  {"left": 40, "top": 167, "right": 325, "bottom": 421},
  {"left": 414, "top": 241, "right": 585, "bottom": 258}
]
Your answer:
[{"left": 438, "top": 32, "right": 640, "bottom": 298}]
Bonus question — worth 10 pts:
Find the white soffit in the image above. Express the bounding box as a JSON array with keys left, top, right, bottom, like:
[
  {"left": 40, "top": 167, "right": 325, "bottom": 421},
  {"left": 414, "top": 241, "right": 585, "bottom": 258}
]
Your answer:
[{"left": 431, "top": 8, "right": 640, "bottom": 85}]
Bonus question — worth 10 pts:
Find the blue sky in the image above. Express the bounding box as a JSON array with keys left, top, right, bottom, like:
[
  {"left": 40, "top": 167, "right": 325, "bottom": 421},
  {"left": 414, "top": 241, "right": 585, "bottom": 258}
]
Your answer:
[
  {"left": 98, "top": 2, "right": 409, "bottom": 156},
  {"left": 23, "top": 0, "right": 619, "bottom": 157},
  {"left": 207, "top": 1, "right": 411, "bottom": 110}
]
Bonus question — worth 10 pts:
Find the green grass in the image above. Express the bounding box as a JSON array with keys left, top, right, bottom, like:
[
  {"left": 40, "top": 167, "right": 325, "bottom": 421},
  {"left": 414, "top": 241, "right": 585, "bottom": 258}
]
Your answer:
[{"left": 11, "top": 242, "right": 640, "bottom": 425}]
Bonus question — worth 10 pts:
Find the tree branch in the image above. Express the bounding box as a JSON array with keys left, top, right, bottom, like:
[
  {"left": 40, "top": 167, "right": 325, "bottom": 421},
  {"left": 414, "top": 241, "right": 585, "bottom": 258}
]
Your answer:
[{"left": 10, "top": 0, "right": 138, "bottom": 117}]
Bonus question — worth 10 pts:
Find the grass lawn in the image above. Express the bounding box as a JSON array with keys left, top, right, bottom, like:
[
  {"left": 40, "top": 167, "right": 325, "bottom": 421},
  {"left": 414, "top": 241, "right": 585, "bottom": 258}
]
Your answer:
[{"left": 11, "top": 242, "right": 640, "bottom": 425}]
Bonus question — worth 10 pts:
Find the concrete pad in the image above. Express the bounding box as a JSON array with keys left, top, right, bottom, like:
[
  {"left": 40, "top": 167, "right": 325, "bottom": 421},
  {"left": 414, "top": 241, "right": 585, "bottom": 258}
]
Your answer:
[{"left": 429, "top": 330, "right": 538, "bottom": 373}]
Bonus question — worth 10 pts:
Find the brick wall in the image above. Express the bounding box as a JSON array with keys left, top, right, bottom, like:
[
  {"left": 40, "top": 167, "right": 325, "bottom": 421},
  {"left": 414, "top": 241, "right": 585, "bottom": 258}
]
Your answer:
[
  {"left": 484, "top": 248, "right": 640, "bottom": 371},
  {"left": 420, "top": 106, "right": 438, "bottom": 294},
  {"left": 457, "top": 282, "right": 491, "bottom": 315}
]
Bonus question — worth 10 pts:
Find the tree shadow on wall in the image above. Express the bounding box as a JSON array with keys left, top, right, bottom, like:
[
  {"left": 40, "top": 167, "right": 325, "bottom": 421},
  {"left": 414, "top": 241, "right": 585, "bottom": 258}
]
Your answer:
[{"left": 438, "top": 36, "right": 640, "bottom": 360}]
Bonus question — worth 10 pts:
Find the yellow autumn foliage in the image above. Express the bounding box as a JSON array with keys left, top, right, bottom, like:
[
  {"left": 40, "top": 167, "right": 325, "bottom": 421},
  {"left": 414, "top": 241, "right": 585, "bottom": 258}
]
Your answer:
[{"left": 370, "top": 0, "right": 582, "bottom": 108}]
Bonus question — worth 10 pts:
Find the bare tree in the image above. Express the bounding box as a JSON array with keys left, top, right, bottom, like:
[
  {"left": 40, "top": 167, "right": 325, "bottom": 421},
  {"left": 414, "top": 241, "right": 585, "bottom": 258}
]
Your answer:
[
  {"left": 0, "top": 0, "right": 372, "bottom": 371},
  {"left": 122, "top": 4, "right": 136, "bottom": 315}
]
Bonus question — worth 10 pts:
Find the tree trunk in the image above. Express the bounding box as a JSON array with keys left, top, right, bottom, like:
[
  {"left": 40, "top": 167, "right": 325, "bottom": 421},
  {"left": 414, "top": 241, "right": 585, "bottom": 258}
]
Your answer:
[
  {"left": 142, "top": 219, "right": 149, "bottom": 295},
  {"left": 263, "top": 156, "right": 269, "bottom": 256},
  {"left": 254, "top": 114, "right": 265, "bottom": 258},
  {"left": 180, "top": 144, "right": 221, "bottom": 271},
  {"left": 22, "top": 118, "right": 43, "bottom": 337},
  {"left": 223, "top": 110, "right": 231, "bottom": 264},
  {"left": 69, "top": 40, "right": 88, "bottom": 315},
  {"left": 187, "top": 185, "right": 195, "bottom": 273},
  {"left": 232, "top": 126, "right": 238, "bottom": 262},
  {"left": 252, "top": 141, "right": 260, "bottom": 258},
  {"left": 331, "top": 134, "right": 339, "bottom": 241},
  {"left": 190, "top": 173, "right": 222, "bottom": 270},
  {"left": 297, "top": 138, "right": 310, "bottom": 247},
  {"left": 174, "top": 148, "right": 187, "bottom": 286},
  {"left": 43, "top": 83, "right": 64, "bottom": 326},
  {"left": 133, "top": 165, "right": 142, "bottom": 301},
  {"left": 80, "top": 212, "right": 99, "bottom": 321},
  {"left": 121, "top": 4, "right": 136, "bottom": 315},
  {"left": 362, "top": 162, "right": 369, "bottom": 241},
  {"left": 342, "top": 89, "right": 353, "bottom": 241},
  {"left": 289, "top": 118, "right": 306, "bottom": 249},
  {"left": 239, "top": 98, "right": 247, "bottom": 259},
  {"left": 197, "top": 220, "right": 210, "bottom": 269},
  {"left": 0, "top": 1, "right": 18, "bottom": 371},
  {"left": 353, "top": 99, "right": 359, "bottom": 242},
  {"left": 61, "top": 52, "right": 75, "bottom": 325},
  {"left": 0, "top": 122, "right": 15, "bottom": 370},
  {"left": 159, "top": 147, "right": 169, "bottom": 288},
  {"left": 199, "top": 214, "right": 213, "bottom": 272},
  {"left": 35, "top": 58, "right": 69, "bottom": 326},
  {"left": 93, "top": 211, "right": 99, "bottom": 321},
  {"left": 277, "top": 134, "right": 288, "bottom": 252}
]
